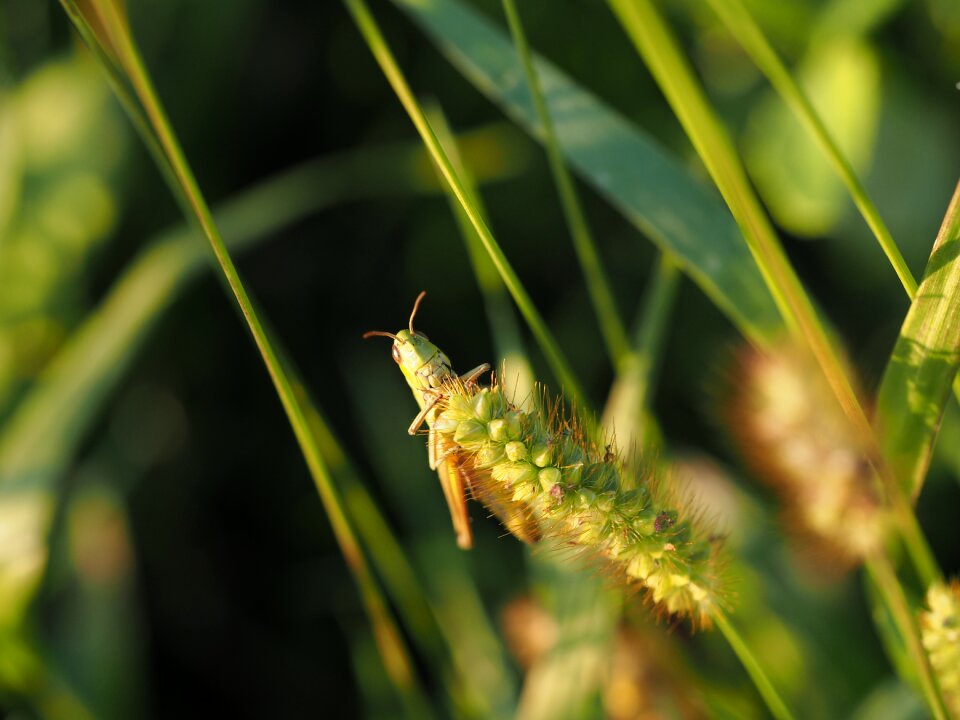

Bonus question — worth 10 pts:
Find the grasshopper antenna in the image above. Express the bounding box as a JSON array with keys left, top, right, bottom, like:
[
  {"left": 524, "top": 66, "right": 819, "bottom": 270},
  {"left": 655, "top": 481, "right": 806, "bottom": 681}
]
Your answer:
[
  {"left": 362, "top": 330, "right": 399, "bottom": 341},
  {"left": 409, "top": 291, "right": 427, "bottom": 334}
]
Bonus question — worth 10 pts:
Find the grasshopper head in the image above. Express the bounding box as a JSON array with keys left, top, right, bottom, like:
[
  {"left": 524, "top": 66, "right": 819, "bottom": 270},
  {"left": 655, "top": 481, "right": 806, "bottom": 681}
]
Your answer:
[{"left": 364, "top": 292, "right": 453, "bottom": 392}]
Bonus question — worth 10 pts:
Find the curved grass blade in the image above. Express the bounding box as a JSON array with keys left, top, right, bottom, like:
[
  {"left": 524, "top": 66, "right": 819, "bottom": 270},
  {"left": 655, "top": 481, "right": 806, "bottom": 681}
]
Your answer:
[
  {"left": 391, "top": 0, "right": 782, "bottom": 348},
  {"left": 56, "top": 4, "right": 430, "bottom": 713},
  {"left": 875, "top": 181, "right": 960, "bottom": 501}
]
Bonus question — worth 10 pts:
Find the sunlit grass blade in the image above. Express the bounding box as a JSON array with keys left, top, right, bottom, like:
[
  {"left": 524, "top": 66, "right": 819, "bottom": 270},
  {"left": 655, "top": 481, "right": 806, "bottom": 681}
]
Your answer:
[
  {"left": 601, "top": 1, "right": 945, "bottom": 715},
  {"left": 500, "top": 0, "right": 630, "bottom": 368},
  {"left": 866, "top": 553, "right": 950, "bottom": 720},
  {"left": 56, "top": 3, "right": 430, "bottom": 713},
  {"left": 876, "top": 181, "right": 960, "bottom": 501},
  {"left": 344, "top": 0, "right": 588, "bottom": 410},
  {"left": 708, "top": 0, "right": 960, "bottom": 505},
  {"left": 426, "top": 104, "right": 536, "bottom": 406},
  {"left": 391, "top": 0, "right": 783, "bottom": 348},
  {"left": 705, "top": 0, "right": 916, "bottom": 298}
]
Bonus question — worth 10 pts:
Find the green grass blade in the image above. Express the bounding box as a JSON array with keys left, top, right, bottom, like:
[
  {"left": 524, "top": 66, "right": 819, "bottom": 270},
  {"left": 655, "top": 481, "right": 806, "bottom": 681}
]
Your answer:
[
  {"left": 57, "top": 4, "right": 430, "bottom": 713},
  {"left": 705, "top": 0, "right": 916, "bottom": 298},
  {"left": 391, "top": 0, "right": 783, "bottom": 348},
  {"left": 500, "top": 0, "right": 630, "bottom": 368},
  {"left": 426, "top": 105, "right": 536, "bottom": 406},
  {"left": 876, "top": 181, "right": 960, "bottom": 501},
  {"left": 344, "top": 0, "right": 588, "bottom": 409},
  {"left": 712, "top": 608, "right": 796, "bottom": 720},
  {"left": 865, "top": 555, "right": 950, "bottom": 720}
]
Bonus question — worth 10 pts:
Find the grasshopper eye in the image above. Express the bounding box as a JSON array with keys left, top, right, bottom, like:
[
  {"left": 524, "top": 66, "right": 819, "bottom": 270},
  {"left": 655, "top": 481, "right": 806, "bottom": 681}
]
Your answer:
[{"left": 391, "top": 344, "right": 401, "bottom": 364}]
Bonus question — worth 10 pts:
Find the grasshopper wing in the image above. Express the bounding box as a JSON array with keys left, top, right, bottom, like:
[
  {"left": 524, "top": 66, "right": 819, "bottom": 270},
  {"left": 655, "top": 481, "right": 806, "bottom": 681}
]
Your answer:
[{"left": 433, "top": 430, "right": 474, "bottom": 549}]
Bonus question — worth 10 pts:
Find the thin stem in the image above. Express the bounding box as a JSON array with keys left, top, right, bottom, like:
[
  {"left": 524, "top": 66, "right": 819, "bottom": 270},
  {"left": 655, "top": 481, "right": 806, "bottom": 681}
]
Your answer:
[
  {"left": 705, "top": 0, "right": 916, "bottom": 298},
  {"left": 59, "top": 3, "right": 430, "bottom": 714},
  {"left": 344, "top": 0, "right": 589, "bottom": 409},
  {"left": 602, "top": 254, "right": 679, "bottom": 446},
  {"left": 627, "top": 254, "right": 680, "bottom": 411},
  {"left": 866, "top": 554, "right": 949, "bottom": 720},
  {"left": 501, "top": 0, "right": 631, "bottom": 367},
  {"left": 711, "top": 607, "right": 796, "bottom": 720}
]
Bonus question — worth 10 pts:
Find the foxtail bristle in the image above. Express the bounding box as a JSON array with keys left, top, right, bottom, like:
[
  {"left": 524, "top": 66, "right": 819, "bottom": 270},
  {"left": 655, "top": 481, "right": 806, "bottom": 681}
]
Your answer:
[{"left": 727, "top": 343, "right": 887, "bottom": 567}]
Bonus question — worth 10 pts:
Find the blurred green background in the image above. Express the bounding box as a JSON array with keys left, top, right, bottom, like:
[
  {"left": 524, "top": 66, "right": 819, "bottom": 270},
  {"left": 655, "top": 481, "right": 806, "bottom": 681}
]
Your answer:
[{"left": 1, "top": 0, "right": 959, "bottom": 718}]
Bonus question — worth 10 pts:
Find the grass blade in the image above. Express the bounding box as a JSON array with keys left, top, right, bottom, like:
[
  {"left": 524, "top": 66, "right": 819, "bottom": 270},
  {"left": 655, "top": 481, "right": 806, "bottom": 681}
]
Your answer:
[
  {"left": 605, "top": 0, "right": 944, "bottom": 580},
  {"left": 500, "top": 0, "right": 630, "bottom": 367},
  {"left": 0, "top": 137, "right": 518, "bottom": 485},
  {"left": 391, "top": 0, "right": 783, "bottom": 347},
  {"left": 427, "top": 105, "right": 537, "bottom": 406},
  {"left": 56, "top": 3, "right": 430, "bottom": 713},
  {"left": 875, "top": 181, "right": 960, "bottom": 501},
  {"left": 344, "top": 0, "right": 588, "bottom": 408},
  {"left": 705, "top": 0, "right": 915, "bottom": 297},
  {"left": 712, "top": 608, "right": 795, "bottom": 720}
]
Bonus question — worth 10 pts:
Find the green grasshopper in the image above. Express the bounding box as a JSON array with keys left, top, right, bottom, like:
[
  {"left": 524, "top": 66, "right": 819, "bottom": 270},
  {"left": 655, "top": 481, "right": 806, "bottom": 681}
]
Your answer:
[{"left": 364, "top": 292, "right": 539, "bottom": 549}]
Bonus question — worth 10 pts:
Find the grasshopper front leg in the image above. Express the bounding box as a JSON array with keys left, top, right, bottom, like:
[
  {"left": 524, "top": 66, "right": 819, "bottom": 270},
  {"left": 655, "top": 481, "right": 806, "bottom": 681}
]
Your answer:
[
  {"left": 408, "top": 390, "right": 441, "bottom": 436},
  {"left": 459, "top": 363, "right": 491, "bottom": 387}
]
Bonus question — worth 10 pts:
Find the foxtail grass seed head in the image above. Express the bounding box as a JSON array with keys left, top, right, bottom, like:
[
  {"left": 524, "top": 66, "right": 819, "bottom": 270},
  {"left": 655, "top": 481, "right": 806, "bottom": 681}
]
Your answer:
[
  {"left": 728, "top": 343, "right": 887, "bottom": 566},
  {"left": 436, "top": 377, "right": 725, "bottom": 626},
  {"left": 920, "top": 580, "right": 960, "bottom": 716}
]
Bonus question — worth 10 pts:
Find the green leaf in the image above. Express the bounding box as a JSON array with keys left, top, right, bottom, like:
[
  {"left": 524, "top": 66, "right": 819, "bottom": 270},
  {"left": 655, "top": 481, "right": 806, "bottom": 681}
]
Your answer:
[
  {"left": 876, "top": 181, "right": 960, "bottom": 500},
  {"left": 391, "top": 0, "right": 783, "bottom": 346}
]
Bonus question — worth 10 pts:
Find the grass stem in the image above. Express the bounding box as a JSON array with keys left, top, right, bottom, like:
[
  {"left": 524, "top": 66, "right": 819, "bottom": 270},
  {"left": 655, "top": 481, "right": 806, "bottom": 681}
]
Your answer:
[
  {"left": 711, "top": 607, "right": 796, "bottom": 720},
  {"left": 866, "top": 553, "right": 949, "bottom": 720}
]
